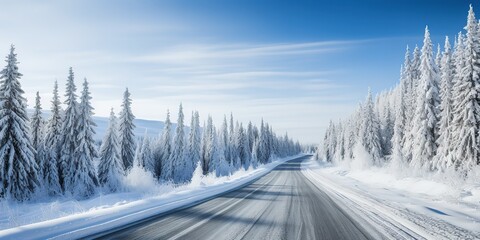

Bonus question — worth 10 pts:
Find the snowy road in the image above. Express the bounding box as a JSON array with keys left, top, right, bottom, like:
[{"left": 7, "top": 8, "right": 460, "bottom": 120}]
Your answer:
[{"left": 94, "top": 155, "right": 381, "bottom": 240}]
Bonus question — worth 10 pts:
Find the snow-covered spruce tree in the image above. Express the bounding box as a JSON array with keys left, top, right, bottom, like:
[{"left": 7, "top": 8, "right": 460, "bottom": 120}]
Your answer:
[
  {"left": 98, "top": 109, "right": 124, "bottom": 192},
  {"left": 435, "top": 44, "right": 442, "bottom": 70},
  {"left": 411, "top": 45, "right": 421, "bottom": 93},
  {"left": 206, "top": 119, "right": 216, "bottom": 173},
  {"left": 381, "top": 103, "right": 394, "bottom": 155},
  {"left": 390, "top": 66, "right": 407, "bottom": 165},
  {"left": 0, "top": 46, "right": 39, "bottom": 201},
  {"left": 255, "top": 120, "right": 268, "bottom": 164},
  {"left": 200, "top": 121, "right": 208, "bottom": 174},
  {"left": 411, "top": 26, "right": 440, "bottom": 170},
  {"left": 406, "top": 45, "right": 422, "bottom": 160},
  {"left": 220, "top": 116, "right": 229, "bottom": 166},
  {"left": 344, "top": 119, "right": 356, "bottom": 159},
  {"left": 244, "top": 123, "right": 252, "bottom": 163},
  {"left": 137, "top": 130, "right": 154, "bottom": 172},
  {"left": 187, "top": 111, "right": 201, "bottom": 179},
  {"left": 228, "top": 113, "right": 237, "bottom": 168},
  {"left": 31, "top": 91, "right": 43, "bottom": 152},
  {"left": 133, "top": 134, "right": 142, "bottom": 167},
  {"left": 434, "top": 37, "right": 455, "bottom": 171},
  {"left": 328, "top": 121, "right": 337, "bottom": 161},
  {"left": 201, "top": 116, "right": 214, "bottom": 174},
  {"left": 454, "top": 33, "right": 465, "bottom": 79},
  {"left": 233, "top": 121, "right": 242, "bottom": 169},
  {"left": 170, "top": 104, "right": 188, "bottom": 183},
  {"left": 31, "top": 91, "right": 45, "bottom": 180},
  {"left": 401, "top": 47, "right": 415, "bottom": 163},
  {"left": 211, "top": 126, "right": 230, "bottom": 177},
  {"left": 236, "top": 123, "right": 250, "bottom": 170},
  {"left": 334, "top": 121, "right": 345, "bottom": 161},
  {"left": 160, "top": 110, "right": 173, "bottom": 181},
  {"left": 59, "top": 68, "right": 79, "bottom": 192},
  {"left": 251, "top": 137, "right": 260, "bottom": 168},
  {"left": 266, "top": 124, "right": 275, "bottom": 161},
  {"left": 42, "top": 81, "right": 62, "bottom": 196},
  {"left": 118, "top": 88, "right": 136, "bottom": 172},
  {"left": 151, "top": 136, "right": 162, "bottom": 178},
  {"left": 450, "top": 5, "right": 480, "bottom": 174},
  {"left": 246, "top": 121, "right": 255, "bottom": 156},
  {"left": 284, "top": 133, "right": 293, "bottom": 157},
  {"left": 323, "top": 120, "right": 336, "bottom": 162},
  {"left": 67, "top": 78, "right": 98, "bottom": 198},
  {"left": 359, "top": 89, "right": 383, "bottom": 165}
]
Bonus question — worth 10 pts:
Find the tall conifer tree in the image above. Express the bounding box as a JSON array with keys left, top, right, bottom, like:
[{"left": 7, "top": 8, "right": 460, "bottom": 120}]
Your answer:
[{"left": 0, "top": 46, "right": 39, "bottom": 200}]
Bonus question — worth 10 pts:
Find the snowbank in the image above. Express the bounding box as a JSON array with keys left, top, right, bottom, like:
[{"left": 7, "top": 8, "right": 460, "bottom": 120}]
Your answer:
[
  {"left": 0, "top": 154, "right": 304, "bottom": 240},
  {"left": 302, "top": 157, "right": 480, "bottom": 239}
]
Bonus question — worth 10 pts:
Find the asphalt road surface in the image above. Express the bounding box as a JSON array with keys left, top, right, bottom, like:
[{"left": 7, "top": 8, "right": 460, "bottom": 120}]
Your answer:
[{"left": 96, "top": 155, "right": 377, "bottom": 240}]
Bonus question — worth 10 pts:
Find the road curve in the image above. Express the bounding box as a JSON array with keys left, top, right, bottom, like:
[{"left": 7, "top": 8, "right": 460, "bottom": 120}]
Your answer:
[{"left": 95, "top": 156, "right": 377, "bottom": 240}]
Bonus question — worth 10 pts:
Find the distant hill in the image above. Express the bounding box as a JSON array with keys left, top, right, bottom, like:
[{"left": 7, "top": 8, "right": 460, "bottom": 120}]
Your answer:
[
  {"left": 93, "top": 115, "right": 167, "bottom": 141},
  {"left": 27, "top": 109, "right": 175, "bottom": 141}
]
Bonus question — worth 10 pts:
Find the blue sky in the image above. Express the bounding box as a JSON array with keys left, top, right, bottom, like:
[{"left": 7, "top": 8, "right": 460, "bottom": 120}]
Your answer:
[{"left": 0, "top": 0, "right": 475, "bottom": 143}]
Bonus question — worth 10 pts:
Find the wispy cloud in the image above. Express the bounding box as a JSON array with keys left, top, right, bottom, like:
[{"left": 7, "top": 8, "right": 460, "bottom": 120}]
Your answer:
[{"left": 131, "top": 40, "right": 366, "bottom": 64}]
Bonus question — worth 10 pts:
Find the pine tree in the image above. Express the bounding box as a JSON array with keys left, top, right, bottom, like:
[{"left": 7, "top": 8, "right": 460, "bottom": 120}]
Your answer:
[
  {"left": 435, "top": 44, "right": 442, "bottom": 70},
  {"left": 43, "top": 81, "right": 62, "bottom": 196},
  {"left": 391, "top": 67, "right": 407, "bottom": 166},
  {"left": 67, "top": 78, "right": 98, "bottom": 198},
  {"left": 201, "top": 116, "right": 214, "bottom": 174},
  {"left": 256, "top": 120, "right": 273, "bottom": 164},
  {"left": 160, "top": 110, "right": 173, "bottom": 180},
  {"left": 236, "top": 123, "right": 250, "bottom": 169},
  {"left": 233, "top": 122, "right": 242, "bottom": 168},
  {"left": 59, "top": 68, "right": 79, "bottom": 192},
  {"left": 244, "top": 123, "right": 252, "bottom": 162},
  {"left": 411, "top": 26, "right": 440, "bottom": 170},
  {"left": 221, "top": 116, "right": 229, "bottom": 166},
  {"left": 211, "top": 126, "right": 230, "bottom": 176},
  {"left": 401, "top": 47, "right": 415, "bottom": 163},
  {"left": 31, "top": 91, "right": 43, "bottom": 152},
  {"left": 265, "top": 124, "right": 274, "bottom": 161},
  {"left": 360, "top": 89, "right": 383, "bottom": 165},
  {"left": 187, "top": 111, "right": 201, "bottom": 180},
  {"left": 0, "top": 46, "right": 39, "bottom": 201},
  {"left": 251, "top": 137, "right": 260, "bottom": 168},
  {"left": 323, "top": 120, "right": 336, "bottom": 162},
  {"left": 98, "top": 109, "right": 124, "bottom": 192},
  {"left": 228, "top": 113, "right": 236, "bottom": 167},
  {"left": 170, "top": 104, "right": 187, "bottom": 183},
  {"left": 31, "top": 91, "right": 45, "bottom": 180},
  {"left": 411, "top": 45, "right": 422, "bottom": 92},
  {"left": 133, "top": 138, "right": 141, "bottom": 168},
  {"left": 207, "top": 119, "right": 217, "bottom": 173},
  {"left": 407, "top": 46, "right": 422, "bottom": 161},
  {"left": 247, "top": 121, "right": 254, "bottom": 156},
  {"left": 334, "top": 121, "right": 345, "bottom": 161},
  {"left": 344, "top": 119, "right": 356, "bottom": 159},
  {"left": 118, "top": 88, "right": 136, "bottom": 172},
  {"left": 450, "top": 5, "right": 480, "bottom": 174},
  {"left": 151, "top": 136, "right": 162, "bottom": 178},
  {"left": 382, "top": 103, "right": 394, "bottom": 155},
  {"left": 434, "top": 36, "right": 455, "bottom": 171},
  {"left": 137, "top": 130, "right": 154, "bottom": 172}
]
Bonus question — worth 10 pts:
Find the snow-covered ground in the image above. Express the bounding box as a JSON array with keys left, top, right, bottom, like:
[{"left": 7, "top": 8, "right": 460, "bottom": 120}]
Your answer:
[
  {"left": 0, "top": 154, "right": 304, "bottom": 240},
  {"left": 302, "top": 157, "right": 480, "bottom": 239}
]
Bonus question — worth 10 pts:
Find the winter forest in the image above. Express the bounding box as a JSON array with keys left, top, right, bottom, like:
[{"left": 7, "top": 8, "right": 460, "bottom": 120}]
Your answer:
[
  {"left": 0, "top": 46, "right": 302, "bottom": 202},
  {"left": 319, "top": 5, "right": 480, "bottom": 179}
]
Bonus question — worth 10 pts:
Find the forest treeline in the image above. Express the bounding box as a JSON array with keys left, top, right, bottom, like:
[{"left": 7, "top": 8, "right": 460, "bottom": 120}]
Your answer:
[
  {"left": 0, "top": 46, "right": 302, "bottom": 201},
  {"left": 319, "top": 5, "right": 480, "bottom": 178}
]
